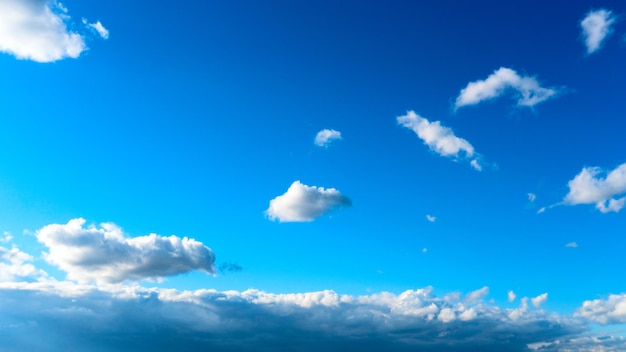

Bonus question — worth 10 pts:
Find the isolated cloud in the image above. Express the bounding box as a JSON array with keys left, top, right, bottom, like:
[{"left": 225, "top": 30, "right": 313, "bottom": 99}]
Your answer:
[
  {"left": 576, "top": 294, "right": 626, "bottom": 325},
  {"left": 528, "top": 193, "right": 537, "bottom": 202},
  {"left": 565, "top": 242, "right": 578, "bottom": 248},
  {"left": 36, "top": 218, "right": 216, "bottom": 283},
  {"left": 465, "top": 286, "right": 489, "bottom": 303},
  {"left": 397, "top": 111, "right": 483, "bottom": 170},
  {"left": 83, "top": 19, "right": 109, "bottom": 39},
  {"left": 314, "top": 129, "right": 342, "bottom": 147},
  {"left": 508, "top": 290, "right": 517, "bottom": 303},
  {"left": 266, "top": 181, "right": 351, "bottom": 222},
  {"left": 580, "top": 9, "right": 616, "bottom": 54},
  {"left": 0, "top": 281, "right": 589, "bottom": 352},
  {"left": 563, "top": 163, "right": 626, "bottom": 213},
  {"left": 0, "top": 0, "right": 87, "bottom": 62},
  {"left": 426, "top": 215, "right": 436, "bottom": 222},
  {"left": 454, "top": 67, "right": 558, "bottom": 109}
]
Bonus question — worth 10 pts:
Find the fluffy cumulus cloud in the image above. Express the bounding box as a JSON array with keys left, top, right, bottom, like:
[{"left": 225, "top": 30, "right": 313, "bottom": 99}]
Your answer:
[
  {"left": 0, "top": 281, "right": 595, "bottom": 351},
  {"left": 576, "top": 294, "right": 626, "bottom": 325},
  {"left": 454, "top": 67, "right": 559, "bottom": 109},
  {"left": 266, "top": 181, "right": 351, "bottom": 222},
  {"left": 314, "top": 129, "right": 342, "bottom": 147},
  {"left": 0, "top": 0, "right": 88, "bottom": 62},
  {"left": 508, "top": 290, "right": 517, "bottom": 303},
  {"left": 580, "top": 9, "right": 616, "bottom": 54},
  {"left": 563, "top": 163, "right": 626, "bottom": 213},
  {"left": 36, "top": 218, "right": 215, "bottom": 283},
  {"left": 397, "top": 111, "right": 483, "bottom": 170}
]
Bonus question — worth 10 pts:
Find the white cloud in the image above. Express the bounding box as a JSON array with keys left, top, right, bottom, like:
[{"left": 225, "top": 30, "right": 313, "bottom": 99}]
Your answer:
[
  {"left": 563, "top": 163, "right": 626, "bottom": 213},
  {"left": 422, "top": 247, "right": 428, "bottom": 253},
  {"left": 537, "top": 207, "right": 546, "bottom": 214},
  {"left": 36, "top": 218, "right": 216, "bottom": 283},
  {"left": 528, "top": 193, "right": 537, "bottom": 202},
  {"left": 0, "top": 0, "right": 87, "bottom": 62},
  {"left": 465, "top": 286, "right": 489, "bottom": 303},
  {"left": 426, "top": 214, "right": 436, "bottom": 222},
  {"left": 454, "top": 67, "right": 558, "bottom": 109},
  {"left": 565, "top": 242, "right": 578, "bottom": 248},
  {"left": 397, "top": 111, "right": 483, "bottom": 170},
  {"left": 314, "top": 129, "right": 342, "bottom": 147},
  {"left": 576, "top": 294, "right": 626, "bottom": 325},
  {"left": 83, "top": 19, "right": 109, "bottom": 39},
  {"left": 470, "top": 159, "right": 482, "bottom": 171},
  {"left": 580, "top": 9, "right": 616, "bottom": 54},
  {"left": 508, "top": 290, "right": 517, "bottom": 303},
  {"left": 532, "top": 293, "right": 548, "bottom": 309},
  {"left": 0, "top": 245, "right": 45, "bottom": 281},
  {"left": 266, "top": 181, "right": 351, "bottom": 222},
  {"left": 0, "top": 231, "right": 12, "bottom": 243}
]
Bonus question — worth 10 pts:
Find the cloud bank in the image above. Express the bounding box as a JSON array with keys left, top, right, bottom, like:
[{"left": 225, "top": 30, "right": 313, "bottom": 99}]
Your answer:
[
  {"left": 0, "top": 281, "right": 596, "bottom": 352},
  {"left": 397, "top": 111, "right": 483, "bottom": 170},
  {"left": 563, "top": 163, "right": 626, "bottom": 213},
  {"left": 454, "top": 67, "right": 558, "bottom": 109},
  {"left": 314, "top": 129, "right": 342, "bottom": 147},
  {"left": 0, "top": 0, "right": 87, "bottom": 62},
  {"left": 580, "top": 9, "right": 616, "bottom": 54},
  {"left": 266, "top": 181, "right": 351, "bottom": 222},
  {"left": 36, "top": 218, "right": 216, "bottom": 283}
]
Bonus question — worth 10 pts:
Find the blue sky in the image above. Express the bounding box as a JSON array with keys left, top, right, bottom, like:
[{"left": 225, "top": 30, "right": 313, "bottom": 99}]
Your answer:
[{"left": 1, "top": 0, "right": 626, "bottom": 350}]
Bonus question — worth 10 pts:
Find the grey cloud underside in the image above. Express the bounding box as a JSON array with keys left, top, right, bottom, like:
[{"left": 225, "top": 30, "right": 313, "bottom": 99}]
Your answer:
[{"left": 0, "top": 285, "right": 590, "bottom": 352}]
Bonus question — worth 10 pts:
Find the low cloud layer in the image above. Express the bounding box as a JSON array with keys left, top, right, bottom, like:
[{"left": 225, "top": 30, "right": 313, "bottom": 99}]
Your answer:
[
  {"left": 0, "top": 281, "right": 597, "bottom": 352},
  {"left": 454, "top": 67, "right": 558, "bottom": 109},
  {"left": 314, "top": 129, "right": 342, "bottom": 147},
  {"left": 563, "top": 163, "right": 626, "bottom": 213},
  {"left": 0, "top": 0, "right": 87, "bottom": 62},
  {"left": 580, "top": 9, "right": 616, "bottom": 54},
  {"left": 397, "top": 111, "right": 483, "bottom": 170},
  {"left": 266, "top": 181, "right": 351, "bottom": 222},
  {"left": 36, "top": 218, "right": 216, "bottom": 283}
]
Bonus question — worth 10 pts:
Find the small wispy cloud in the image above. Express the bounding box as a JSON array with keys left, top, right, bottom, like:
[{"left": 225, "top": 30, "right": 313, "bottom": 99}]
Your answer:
[
  {"left": 266, "top": 181, "right": 351, "bottom": 222},
  {"left": 397, "top": 111, "right": 484, "bottom": 170},
  {"left": 508, "top": 290, "right": 516, "bottom": 303},
  {"left": 565, "top": 242, "right": 578, "bottom": 248},
  {"left": 454, "top": 67, "right": 559, "bottom": 109},
  {"left": 426, "top": 214, "right": 436, "bottom": 222},
  {"left": 314, "top": 129, "right": 342, "bottom": 147},
  {"left": 580, "top": 9, "right": 616, "bottom": 54},
  {"left": 563, "top": 163, "right": 626, "bottom": 213},
  {"left": 83, "top": 19, "right": 109, "bottom": 39},
  {"left": 218, "top": 262, "right": 243, "bottom": 273},
  {"left": 528, "top": 193, "right": 537, "bottom": 202},
  {"left": 422, "top": 247, "right": 428, "bottom": 253}
]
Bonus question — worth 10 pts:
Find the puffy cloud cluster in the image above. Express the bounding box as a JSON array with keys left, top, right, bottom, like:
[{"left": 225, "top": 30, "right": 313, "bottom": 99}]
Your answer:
[
  {"left": 580, "top": 9, "right": 616, "bottom": 54},
  {"left": 563, "top": 163, "right": 626, "bottom": 213},
  {"left": 0, "top": 245, "right": 44, "bottom": 281},
  {"left": 454, "top": 67, "right": 558, "bottom": 109},
  {"left": 36, "top": 218, "right": 216, "bottom": 283},
  {"left": 575, "top": 294, "right": 626, "bottom": 325},
  {"left": 0, "top": 0, "right": 87, "bottom": 62},
  {"left": 314, "top": 129, "right": 342, "bottom": 147},
  {"left": 0, "top": 281, "right": 589, "bottom": 351},
  {"left": 397, "top": 111, "right": 482, "bottom": 170},
  {"left": 266, "top": 181, "right": 351, "bottom": 222}
]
